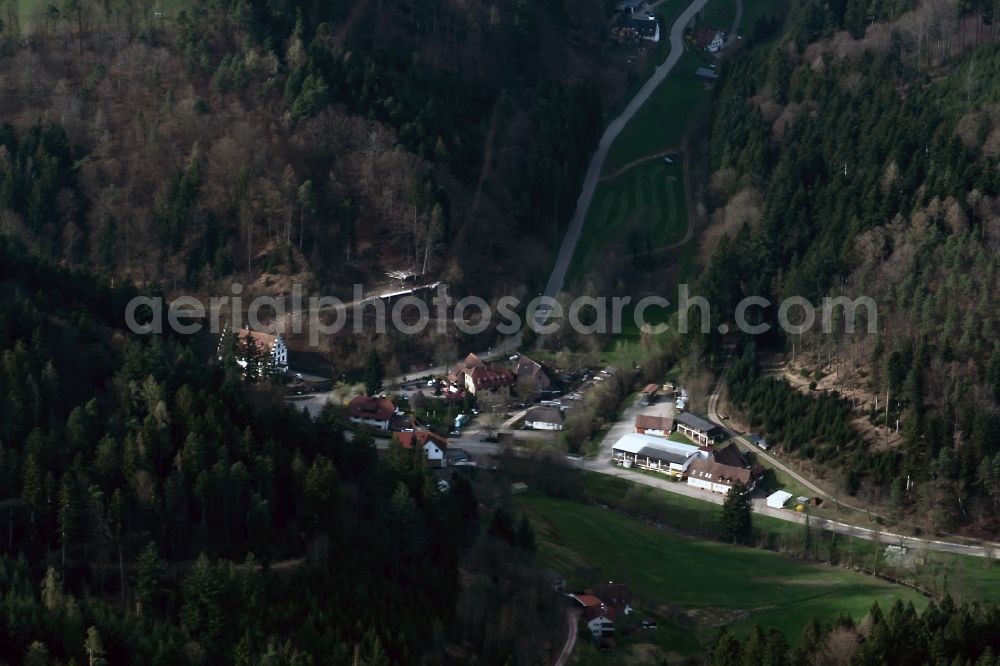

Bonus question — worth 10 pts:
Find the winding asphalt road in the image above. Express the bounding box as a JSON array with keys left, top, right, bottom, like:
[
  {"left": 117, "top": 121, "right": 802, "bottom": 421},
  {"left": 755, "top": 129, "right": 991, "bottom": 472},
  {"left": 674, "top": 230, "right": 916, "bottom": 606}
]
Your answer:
[
  {"left": 705, "top": 368, "right": 847, "bottom": 506},
  {"left": 699, "top": 363, "right": 1000, "bottom": 557},
  {"left": 534, "top": 0, "right": 708, "bottom": 325}
]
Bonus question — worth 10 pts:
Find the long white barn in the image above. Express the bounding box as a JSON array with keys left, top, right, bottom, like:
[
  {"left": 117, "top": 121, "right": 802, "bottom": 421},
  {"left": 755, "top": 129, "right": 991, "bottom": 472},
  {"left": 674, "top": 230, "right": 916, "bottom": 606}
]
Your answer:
[{"left": 611, "top": 433, "right": 701, "bottom": 477}]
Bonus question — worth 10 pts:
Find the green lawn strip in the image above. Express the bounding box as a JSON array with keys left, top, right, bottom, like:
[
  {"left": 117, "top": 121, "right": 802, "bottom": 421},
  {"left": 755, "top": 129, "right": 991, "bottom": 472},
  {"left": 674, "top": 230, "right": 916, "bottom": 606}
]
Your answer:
[
  {"left": 567, "top": 161, "right": 687, "bottom": 284},
  {"left": 603, "top": 49, "right": 712, "bottom": 174},
  {"left": 609, "top": 301, "right": 671, "bottom": 346},
  {"left": 520, "top": 493, "right": 926, "bottom": 651},
  {"left": 576, "top": 471, "right": 1000, "bottom": 605},
  {"left": 666, "top": 431, "right": 695, "bottom": 445},
  {"left": 607, "top": 0, "right": 695, "bottom": 115}
]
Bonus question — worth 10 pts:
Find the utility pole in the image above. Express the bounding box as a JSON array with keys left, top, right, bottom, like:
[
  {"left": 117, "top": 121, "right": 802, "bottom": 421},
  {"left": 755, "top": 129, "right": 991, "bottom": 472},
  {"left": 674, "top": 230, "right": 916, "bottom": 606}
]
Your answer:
[{"left": 884, "top": 387, "right": 890, "bottom": 448}]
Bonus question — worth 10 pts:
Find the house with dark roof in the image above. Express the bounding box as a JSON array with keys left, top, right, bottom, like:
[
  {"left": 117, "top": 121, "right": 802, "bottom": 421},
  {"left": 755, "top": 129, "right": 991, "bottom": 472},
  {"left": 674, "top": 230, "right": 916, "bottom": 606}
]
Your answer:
[
  {"left": 674, "top": 412, "right": 725, "bottom": 445},
  {"left": 634, "top": 414, "right": 672, "bottom": 436},
  {"left": 347, "top": 396, "right": 396, "bottom": 431},
  {"left": 712, "top": 443, "right": 749, "bottom": 468},
  {"left": 640, "top": 383, "right": 659, "bottom": 406},
  {"left": 614, "top": 0, "right": 648, "bottom": 14},
  {"left": 612, "top": 13, "right": 660, "bottom": 42},
  {"left": 691, "top": 25, "right": 725, "bottom": 52},
  {"left": 524, "top": 406, "right": 565, "bottom": 431},
  {"left": 685, "top": 457, "right": 762, "bottom": 493},
  {"left": 685, "top": 444, "right": 763, "bottom": 493},
  {"left": 514, "top": 354, "right": 551, "bottom": 393},
  {"left": 393, "top": 430, "right": 448, "bottom": 467}
]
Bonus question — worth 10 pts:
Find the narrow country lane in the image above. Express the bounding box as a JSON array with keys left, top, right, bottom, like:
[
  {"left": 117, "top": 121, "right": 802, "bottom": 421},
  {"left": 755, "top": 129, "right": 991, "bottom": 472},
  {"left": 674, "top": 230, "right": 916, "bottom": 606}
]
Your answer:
[{"left": 535, "top": 0, "right": 709, "bottom": 324}]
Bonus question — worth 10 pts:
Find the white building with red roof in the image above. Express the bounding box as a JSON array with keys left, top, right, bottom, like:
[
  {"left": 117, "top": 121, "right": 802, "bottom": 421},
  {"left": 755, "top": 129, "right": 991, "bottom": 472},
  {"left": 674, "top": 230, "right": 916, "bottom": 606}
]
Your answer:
[
  {"left": 347, "top": 396, "right": 396, "bottom": 431},
  {"left": 393, "top": 430, "right": 448, "bottom": 467}
]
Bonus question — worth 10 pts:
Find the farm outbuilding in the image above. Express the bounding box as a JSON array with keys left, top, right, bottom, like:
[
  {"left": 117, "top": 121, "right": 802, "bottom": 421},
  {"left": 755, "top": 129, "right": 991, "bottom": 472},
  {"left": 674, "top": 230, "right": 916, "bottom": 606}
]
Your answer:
[{"left": 767, "top": 490, "right": 793, "bottom": 509}]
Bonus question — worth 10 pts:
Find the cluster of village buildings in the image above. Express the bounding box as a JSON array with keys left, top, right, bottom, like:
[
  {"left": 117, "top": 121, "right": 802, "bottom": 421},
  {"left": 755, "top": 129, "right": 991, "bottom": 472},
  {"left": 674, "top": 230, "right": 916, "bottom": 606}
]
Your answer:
[
  {"left": 345, "top": 352, "right": 559, "bottom": 467},
  {"left": 227, "top": 325, "right": 762, "bottom": 495},
  {"left": 569, "top": 582, "right": 634, "bottom": 641},
  {"left": 613, "top": 404, "right": 764, "bottom": 494},
  {"left": 228, "top": 326, "right": 770, "bottom": 500}
]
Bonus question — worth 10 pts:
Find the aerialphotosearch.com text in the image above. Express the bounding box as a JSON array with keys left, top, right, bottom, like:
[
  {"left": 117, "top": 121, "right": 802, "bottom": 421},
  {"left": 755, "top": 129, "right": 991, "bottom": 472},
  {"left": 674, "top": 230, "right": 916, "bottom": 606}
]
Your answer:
[{"left": 125, "top": 283, "right": 878, "bottom": 344}]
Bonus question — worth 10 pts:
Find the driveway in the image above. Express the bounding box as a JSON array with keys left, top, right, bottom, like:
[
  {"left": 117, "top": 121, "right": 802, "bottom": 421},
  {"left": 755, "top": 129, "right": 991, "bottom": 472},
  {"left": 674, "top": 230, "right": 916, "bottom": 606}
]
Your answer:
[
  {"left": 590, "top": 395, "right": 676, "bottom": 462},
  {"left": 553, "top": 609, "right": 578, "bottom": 666}
]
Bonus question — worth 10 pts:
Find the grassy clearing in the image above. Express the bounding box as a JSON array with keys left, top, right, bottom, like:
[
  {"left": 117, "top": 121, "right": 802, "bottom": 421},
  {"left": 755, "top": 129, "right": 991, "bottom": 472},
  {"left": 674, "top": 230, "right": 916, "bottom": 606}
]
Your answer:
[
  {"left": 699, "top": 0, "right": 737, "bottom": 34},
  {"left": 575, "top": 472, "right": 1000, "bottom": 605},
  {"left": 521, "top": 493, "right": 926, "bottom": 652},
  {"left": 567, "top": 159, "right": 687, "bottom": 284},
  {"left": 604, "top": 50, "right": 712, "bottom": 174},
  {"left": 565, "top": 47, "right": 711, "bottom": 285}
]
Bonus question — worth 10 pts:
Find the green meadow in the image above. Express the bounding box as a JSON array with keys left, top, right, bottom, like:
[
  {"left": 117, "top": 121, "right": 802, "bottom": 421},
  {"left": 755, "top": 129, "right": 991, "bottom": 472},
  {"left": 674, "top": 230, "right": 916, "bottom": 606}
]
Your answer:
[
  {"left": 520, "top": 493, "right": 927, "bottom": 655},
  {"left": 567, "top": 159, "right": 687, "bottom": 285}
]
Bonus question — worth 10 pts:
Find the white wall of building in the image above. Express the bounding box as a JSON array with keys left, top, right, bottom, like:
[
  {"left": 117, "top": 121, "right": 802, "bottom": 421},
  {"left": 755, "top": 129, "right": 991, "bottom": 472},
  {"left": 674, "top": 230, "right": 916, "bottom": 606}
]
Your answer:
[
  {"left": 424, "top": 442, "right": 446, "bottom": 467},
  {"left": 526, "top": 420, "right": 563, "bottom": 430}
]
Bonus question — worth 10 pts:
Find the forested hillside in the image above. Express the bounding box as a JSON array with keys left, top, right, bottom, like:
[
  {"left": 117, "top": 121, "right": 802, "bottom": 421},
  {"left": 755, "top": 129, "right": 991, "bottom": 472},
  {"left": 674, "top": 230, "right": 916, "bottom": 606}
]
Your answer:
[
  {"left": 0, "top": 0, "right": 608, "bottom": 299},
  {"left": 0, "top": 237, "right": 558, "bottom": 664},
  {"left": 710, "top": 597, "right": 1000, "bottom": 666},
  {"left": 703, "top": 0, "right": 1000, "bottom": 533}
]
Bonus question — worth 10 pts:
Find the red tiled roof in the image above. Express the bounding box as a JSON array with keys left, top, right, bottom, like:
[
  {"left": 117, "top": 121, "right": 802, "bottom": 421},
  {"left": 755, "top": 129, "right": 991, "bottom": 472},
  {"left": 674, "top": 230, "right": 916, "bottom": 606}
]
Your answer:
[
  {"left": 583, "top": 603, "right": 617, "bottom": 622},
  {"left": 685, "top": 457, "right": 761, "bottom": 486},
  {"left": 468, "top": 364, "right": 515, "bottom": 390},
  {"left": 393, "top": 430, "right": 448, "bottom": 450},
  {"left": 347, "top": 396, "right": 395, "bottom": 422},
  {"left": 692, "top": 25, "right": 721, "bottom": 49},
  {"left": 635, "top": 414, "right": 672, "bottom": 431},
  {"left": 573, "top": 594, "right": 602, "bottom": 608},
  {"left": 641, "top": 383, "right": 659, "bottom": 395}
]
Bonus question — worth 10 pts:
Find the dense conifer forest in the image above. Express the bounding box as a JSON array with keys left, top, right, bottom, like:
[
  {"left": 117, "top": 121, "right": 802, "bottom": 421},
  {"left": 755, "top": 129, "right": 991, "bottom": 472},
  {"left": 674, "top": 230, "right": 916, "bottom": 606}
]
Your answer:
[
  {"left": 0, "top": 236, "right": 556, "bottom": 664},
  {"left": 706, "top": 0, "right": 1000, "bottom": 532},
  {"left": 710, "top": 597, "right": 1000, "bottom": 666}
]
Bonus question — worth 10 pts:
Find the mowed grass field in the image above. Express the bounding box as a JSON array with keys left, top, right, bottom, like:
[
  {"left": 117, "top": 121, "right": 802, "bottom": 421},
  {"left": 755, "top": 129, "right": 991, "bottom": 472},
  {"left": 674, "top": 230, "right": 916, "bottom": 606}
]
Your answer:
[
  {"left": 567, "top": 160, "right": 687, "bottom": 284},
  {"left": 565, "top": 49, "right": 710, "bottom": 285},
  {"left": 603, "top": 51, "right": 712, "bottom": 175},
  {"left": 520, "top": 494, "right": 927, "bottom": 653},
  {"left": 578, "top": 471, "right": 1000, "bottom": 604}
]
